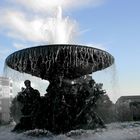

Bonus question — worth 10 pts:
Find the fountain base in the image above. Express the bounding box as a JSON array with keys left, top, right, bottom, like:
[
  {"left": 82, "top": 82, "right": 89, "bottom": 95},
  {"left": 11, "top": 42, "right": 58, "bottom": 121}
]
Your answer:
[{"left": 11, "top": 75, "right": 105, "bottom": 134}]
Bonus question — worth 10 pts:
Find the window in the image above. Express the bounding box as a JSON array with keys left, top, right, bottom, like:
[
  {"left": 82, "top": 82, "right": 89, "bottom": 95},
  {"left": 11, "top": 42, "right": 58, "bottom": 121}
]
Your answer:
[
  {"left": 10, "top": 89, "right": 12, "bottom": 93},
  {"left": 10, "top": 83, "right": 12, "bottom": 87}
]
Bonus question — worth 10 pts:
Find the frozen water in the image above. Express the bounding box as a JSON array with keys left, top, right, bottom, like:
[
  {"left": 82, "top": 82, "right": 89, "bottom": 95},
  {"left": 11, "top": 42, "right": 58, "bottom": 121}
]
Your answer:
[{"left": 1, "top": 122, "right": 140, "bottom": 140}]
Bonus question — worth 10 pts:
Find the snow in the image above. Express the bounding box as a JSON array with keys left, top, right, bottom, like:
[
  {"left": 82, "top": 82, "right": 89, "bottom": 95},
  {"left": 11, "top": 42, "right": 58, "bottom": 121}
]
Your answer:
[{"left": 1, "top": 122, "right": 140, "bottom": 140}]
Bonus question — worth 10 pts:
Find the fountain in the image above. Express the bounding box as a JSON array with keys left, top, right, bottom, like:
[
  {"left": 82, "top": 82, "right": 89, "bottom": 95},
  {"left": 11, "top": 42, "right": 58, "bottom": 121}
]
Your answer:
[
  {"left": 5, "top": 7, "right": 114, "bottom": 134},
  {"left": 6, "top": 44, "right": 114, "bottom": 133}
]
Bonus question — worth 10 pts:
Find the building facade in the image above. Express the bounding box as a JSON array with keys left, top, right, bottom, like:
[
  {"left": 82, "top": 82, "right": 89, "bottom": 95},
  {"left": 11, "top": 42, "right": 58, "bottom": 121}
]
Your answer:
[
  {"left": 116, "top": 96, "right": 140, "bottom": 122},
  {"left": 0, "top": 76, "right": 13, "bottom": 124}
]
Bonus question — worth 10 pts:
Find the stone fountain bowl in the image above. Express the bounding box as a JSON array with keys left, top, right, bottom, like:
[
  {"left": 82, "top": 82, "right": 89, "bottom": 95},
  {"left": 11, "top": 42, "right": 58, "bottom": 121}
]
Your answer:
[{"left": 5, "top": 44, "right": 114, "bottom": 80}]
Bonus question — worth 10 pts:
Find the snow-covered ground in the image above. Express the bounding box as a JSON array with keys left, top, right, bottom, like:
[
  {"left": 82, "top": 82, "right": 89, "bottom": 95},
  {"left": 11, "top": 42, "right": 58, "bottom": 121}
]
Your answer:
[{"left": 1, "top": 122, "right": 140, "bottom": 140}]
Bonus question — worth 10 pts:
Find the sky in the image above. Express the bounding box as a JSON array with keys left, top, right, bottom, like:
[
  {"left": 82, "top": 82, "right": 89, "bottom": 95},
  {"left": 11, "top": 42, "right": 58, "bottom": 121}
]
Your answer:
[{"left": 0, "top": 0, "right": 140, "bottom": 102}]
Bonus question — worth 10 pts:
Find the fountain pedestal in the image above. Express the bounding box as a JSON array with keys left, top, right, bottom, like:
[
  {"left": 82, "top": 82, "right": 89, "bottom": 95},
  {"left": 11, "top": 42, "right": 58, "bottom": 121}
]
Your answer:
[{"left": 11, "top": 76, "right": 105, "bottom": 133}]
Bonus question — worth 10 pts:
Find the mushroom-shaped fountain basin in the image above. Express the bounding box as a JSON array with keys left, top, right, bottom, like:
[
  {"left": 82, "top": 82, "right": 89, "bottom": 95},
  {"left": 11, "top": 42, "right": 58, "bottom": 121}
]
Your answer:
[{"left": 5, "top": 44, "right": 114, "bottom": 80}]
